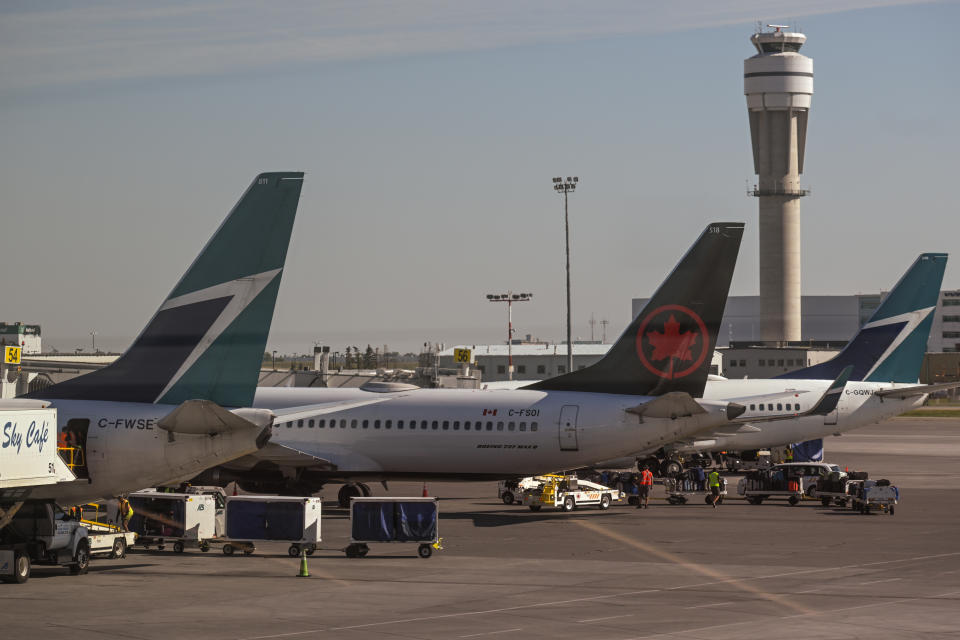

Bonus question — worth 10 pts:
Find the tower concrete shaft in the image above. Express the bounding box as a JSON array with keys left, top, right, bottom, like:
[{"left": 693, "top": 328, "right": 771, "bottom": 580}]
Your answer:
[{"left": 745, "top": 27, "right": 812, "bottom": 342}]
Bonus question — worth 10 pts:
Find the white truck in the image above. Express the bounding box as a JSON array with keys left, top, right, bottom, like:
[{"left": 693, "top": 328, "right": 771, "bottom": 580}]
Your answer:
[
  {"left": 1, "top": 406, "right": 131, "bottom": 583},
  {"left": 521, "top": 475, "right": 623, "bottom": 512}
]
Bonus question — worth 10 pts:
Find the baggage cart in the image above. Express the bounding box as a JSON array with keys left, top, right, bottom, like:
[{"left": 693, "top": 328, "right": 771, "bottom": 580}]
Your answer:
[
  {"left": 223, "top": 496, "right": 321, "bottom": 557},
  {"left": 347, "top": 497, "right": 439, "bottom": 558},
  {"left": 848, "top": 480, "right": 899, "bottom": 515},
  {"left": 128, "top": 491, "right": 217, "bottom": 553},
  {"left": 737, "top": 470, "right": 805, "bottom": 506},
  {"left": 811, "top": 470, "right": 856, "bottom": 507},
  {"left": 664, "top": 475, "right": 727, "bottom": 505}
]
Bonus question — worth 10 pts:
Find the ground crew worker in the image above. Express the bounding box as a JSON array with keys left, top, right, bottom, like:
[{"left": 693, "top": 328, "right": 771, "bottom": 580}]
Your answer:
[
  {"left": 708, "top": 469, "right": 722, "bottom": 508},
  {"left": 636, "top": 465, "right": 654, "bottom": 509},
  {"left": 784, "top": 445, "right": 794, "bottom": 463},
  {"left": 118, "top": 496, "right": 134, "bottom": 532}
]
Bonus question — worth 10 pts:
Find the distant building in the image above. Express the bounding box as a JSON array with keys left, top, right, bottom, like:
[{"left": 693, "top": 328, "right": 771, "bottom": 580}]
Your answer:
[
  {"left": 0, "top": 322, "right": 41, "bottom": 354},
  {"left": 717, "top": 342, "right": 842, "bottom": 378},
  {"left": 438, "top": 342, "right": 723, "bottom": 382}
]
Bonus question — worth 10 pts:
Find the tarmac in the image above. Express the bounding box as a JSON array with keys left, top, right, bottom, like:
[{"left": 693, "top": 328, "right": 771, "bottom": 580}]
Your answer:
[{"left": 2, "top": 416, "right": 959, "bottom": 639}]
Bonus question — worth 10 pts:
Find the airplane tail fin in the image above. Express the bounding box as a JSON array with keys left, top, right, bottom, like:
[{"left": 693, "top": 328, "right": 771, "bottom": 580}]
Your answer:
[
  {"left": 30, "top": 172, "right": 304, "bottom": 407},
  {"left": 524, "top": 222, "right": 744, "bottom": 396},
  {"left": 779, "top": 253, "right": 947, "bottom": 383}
]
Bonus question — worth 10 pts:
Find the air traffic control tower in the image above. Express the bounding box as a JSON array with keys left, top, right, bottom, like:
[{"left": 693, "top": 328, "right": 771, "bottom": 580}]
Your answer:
[{"left": 745, "top": 26, "right": 813, "bottom": 342}]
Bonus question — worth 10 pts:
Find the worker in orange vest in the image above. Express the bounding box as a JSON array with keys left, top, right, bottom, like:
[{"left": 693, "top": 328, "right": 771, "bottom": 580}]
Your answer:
[{"left": 636, "top": 465, "right": 654, "bottom": 509}]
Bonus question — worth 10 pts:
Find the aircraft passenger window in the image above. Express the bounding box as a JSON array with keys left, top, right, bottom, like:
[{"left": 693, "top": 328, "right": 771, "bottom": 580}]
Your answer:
[
  {"left": 374, "top": 420, "right": 380, "bottom": 429},
  {"left": 453, "top": 421, "right": 460, "bottom": 430},
  {"left": 486, "top": 422, "right": 493, "bottom": 431},
  {"left": 308, "top": 419, "right": 314, "bottom": 428},
  {"left": 758, "top": 405, "right": 764, "bottom": 411},
  {"left": 497, "top": 422, "right": 504, "bottom": 431},
  {"left": 531, "top": 422, "right": 538, "bottom": 431},
  {"left": 397, "top": 420, "right": 403, "bottom": 429},
  {"left": 385, "top": 420, "right": 392, "bottom": 429},
  {"left": 463, "top": 421, "right": 470, "bottom": 430},
  {"left": 749, "top": 404, "right": 755, "bottom": 411},
  {"left": 286, "top": 422, "right": 293, "bottom": 428},
  {"left": 777, "top": 403, "right": 782, "bottom": 411},
  {"left": 508, "top": 422, "right": 515, "bottom": 431},
  {"left": 432, "top": 421, "right": 439, "bottom": 430},
  {"left": 318, "top": 419, "right": 325, "bottom": 428},
  {"left": 519, "top": 422, "right": 526, "bottom": 431},
  {"left": 297, "top": 419, "right": 304, "bottom": 428},
  {"left": 442, "top": 421, "right": 449, "bottom": 430},
  {"left": 767, "top": 404, "right": 773, "bottom": 411},
  {"left": 794, "top": 404, "right": 800, "bottom": 411},
  {"left": 351, "top": 420, "right": 358, "bottom": 428},
  {"left": 340, "top": 419, "right": 346, "bottom": 428},
  {"left": 362, "top": 420, "right": 369, "bottom": 429}
]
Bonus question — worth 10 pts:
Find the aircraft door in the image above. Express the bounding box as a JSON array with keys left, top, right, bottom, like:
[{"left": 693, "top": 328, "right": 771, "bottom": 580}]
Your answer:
[
  {"left": 558, "top": 405, "right": 580, "bottom": 451},
  {"left": 60, "top": 418, "right": 92, "bottom": 479}
]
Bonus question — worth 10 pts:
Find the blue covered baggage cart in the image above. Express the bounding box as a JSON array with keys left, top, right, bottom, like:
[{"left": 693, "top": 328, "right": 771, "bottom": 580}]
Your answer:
[
  {"left": 224, "top": 496, "right": 321, "bottom": 557},
  {"left": 347, "top": 497, "right": 439, "bottom": 558}
]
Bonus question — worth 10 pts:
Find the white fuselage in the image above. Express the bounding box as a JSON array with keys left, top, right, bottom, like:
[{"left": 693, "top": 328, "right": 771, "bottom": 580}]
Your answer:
[
  {"left": 252, "top": 378, "right": 925, "bottom": 473},
  {"left": 18, "top": 400, "right": 267, "bottom": 505},
  {"left": 250, "top": 387, "right": 733, "bottom": 478},
  {"left": 686, "top": 378, "right": 925, "bottom": 452}
]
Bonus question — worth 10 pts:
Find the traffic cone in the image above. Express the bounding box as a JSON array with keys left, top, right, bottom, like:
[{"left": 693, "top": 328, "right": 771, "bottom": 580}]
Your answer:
[
  {"left": 296, "top": 549, "right": 310, "bottom": 578},
  {"left": 422, "top": 483, "right": 428, "bottom": 497}
]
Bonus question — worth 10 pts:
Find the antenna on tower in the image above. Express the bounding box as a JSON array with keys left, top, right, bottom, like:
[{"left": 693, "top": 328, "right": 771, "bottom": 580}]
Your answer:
[{"left": 600, "top": 318, "right": 610, "bottom": 343}]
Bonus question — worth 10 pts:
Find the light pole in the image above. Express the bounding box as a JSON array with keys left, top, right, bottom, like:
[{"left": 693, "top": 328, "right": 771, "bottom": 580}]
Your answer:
[
  {"left": 486, "top": 292, "right": 533, "bottom": 381},
  {"left": 90, "top": 330, "right": 97, "bottom": 353},
  {"left": 553, "top": 176, "right": 578, "bottom": 373},
  {"left": 272, "top": 350, "right": 277, "bottom": 370}
]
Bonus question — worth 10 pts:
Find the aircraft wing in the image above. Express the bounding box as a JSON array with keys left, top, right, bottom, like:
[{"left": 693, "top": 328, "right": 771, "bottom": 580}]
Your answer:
[
  {"left": 249, "top": 442, "right": 337, "bottom": 470},
  {"left": 158, "top": 400, "right": 274, "bottom": 436},
  {"left": 626, "top": 392, "right": 746, "bottom": 421},
  {"left": 721, "top": 389, "right": 811, "bottom": 404},
  {"left": 874, "top": 381, "right": 960, "bottom": 399}
]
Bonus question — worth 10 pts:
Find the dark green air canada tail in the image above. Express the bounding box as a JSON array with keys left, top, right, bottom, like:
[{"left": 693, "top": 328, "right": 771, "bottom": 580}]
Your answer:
[
  {"left": 29, "top": 172, "right": 305, "bottom": 408},
  {"left": 524, "top": 222, "right": 744, "bottom": 397}
]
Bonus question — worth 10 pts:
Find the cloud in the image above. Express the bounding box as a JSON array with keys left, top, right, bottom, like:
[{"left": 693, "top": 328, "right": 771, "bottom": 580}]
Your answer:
[{"left": 0, "top": 0, "right": 935, "bottom": 92}]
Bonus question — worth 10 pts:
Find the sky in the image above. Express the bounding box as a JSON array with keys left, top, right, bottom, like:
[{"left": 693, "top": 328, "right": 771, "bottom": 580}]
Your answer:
[{"left": 1, "top": 0, "right": 958, "bottom": 356}]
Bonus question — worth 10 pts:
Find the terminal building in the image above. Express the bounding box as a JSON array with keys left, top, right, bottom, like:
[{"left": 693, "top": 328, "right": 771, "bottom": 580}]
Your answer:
[
  {"left": 438, "top": 341, "right": 723, "bottom": 382},
  {"left": 0, "top": 322, "right": 41, "bottom": 354}
]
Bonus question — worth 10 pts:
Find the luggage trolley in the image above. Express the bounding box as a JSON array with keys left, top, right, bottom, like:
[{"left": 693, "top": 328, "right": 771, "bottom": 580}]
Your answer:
[
  {"left": 222, "top": 496, "right": 322, "bottom": 557},
  {"left": 664, "top": 472, "right": 727, "bottom": 505},
  {"left": 848, "top": 479, "right": 899, "bottom": 515},
  {"left": 347, "top": 497, "right": 440, "bottom": 559},
  {"left": 737, "top": 468, "right": 805, "bottom": 506},
  {"left": 127, "top": 491, "right": 217, "bottom": 552}
]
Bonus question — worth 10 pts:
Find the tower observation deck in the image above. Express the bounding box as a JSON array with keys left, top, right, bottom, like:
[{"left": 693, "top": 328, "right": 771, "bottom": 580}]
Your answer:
[{"left": 745, "top": 26, "right": 813, "bottom": 342}]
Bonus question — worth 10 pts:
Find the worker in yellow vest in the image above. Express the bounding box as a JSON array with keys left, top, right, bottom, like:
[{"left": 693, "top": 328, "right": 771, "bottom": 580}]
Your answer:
[{"left": 708, "top": 469, "right": 722, "bottom": 508}]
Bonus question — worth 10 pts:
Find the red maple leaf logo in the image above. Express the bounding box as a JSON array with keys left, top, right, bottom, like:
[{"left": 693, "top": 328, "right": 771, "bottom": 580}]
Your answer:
[{"left": 646, "top": 314, "right": 699, "bottom": 363}]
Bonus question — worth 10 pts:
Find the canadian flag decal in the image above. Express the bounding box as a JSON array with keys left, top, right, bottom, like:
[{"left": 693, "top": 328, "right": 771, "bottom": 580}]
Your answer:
[{"left": 482, "top": 409, "right": 498, "bottom": 416}]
